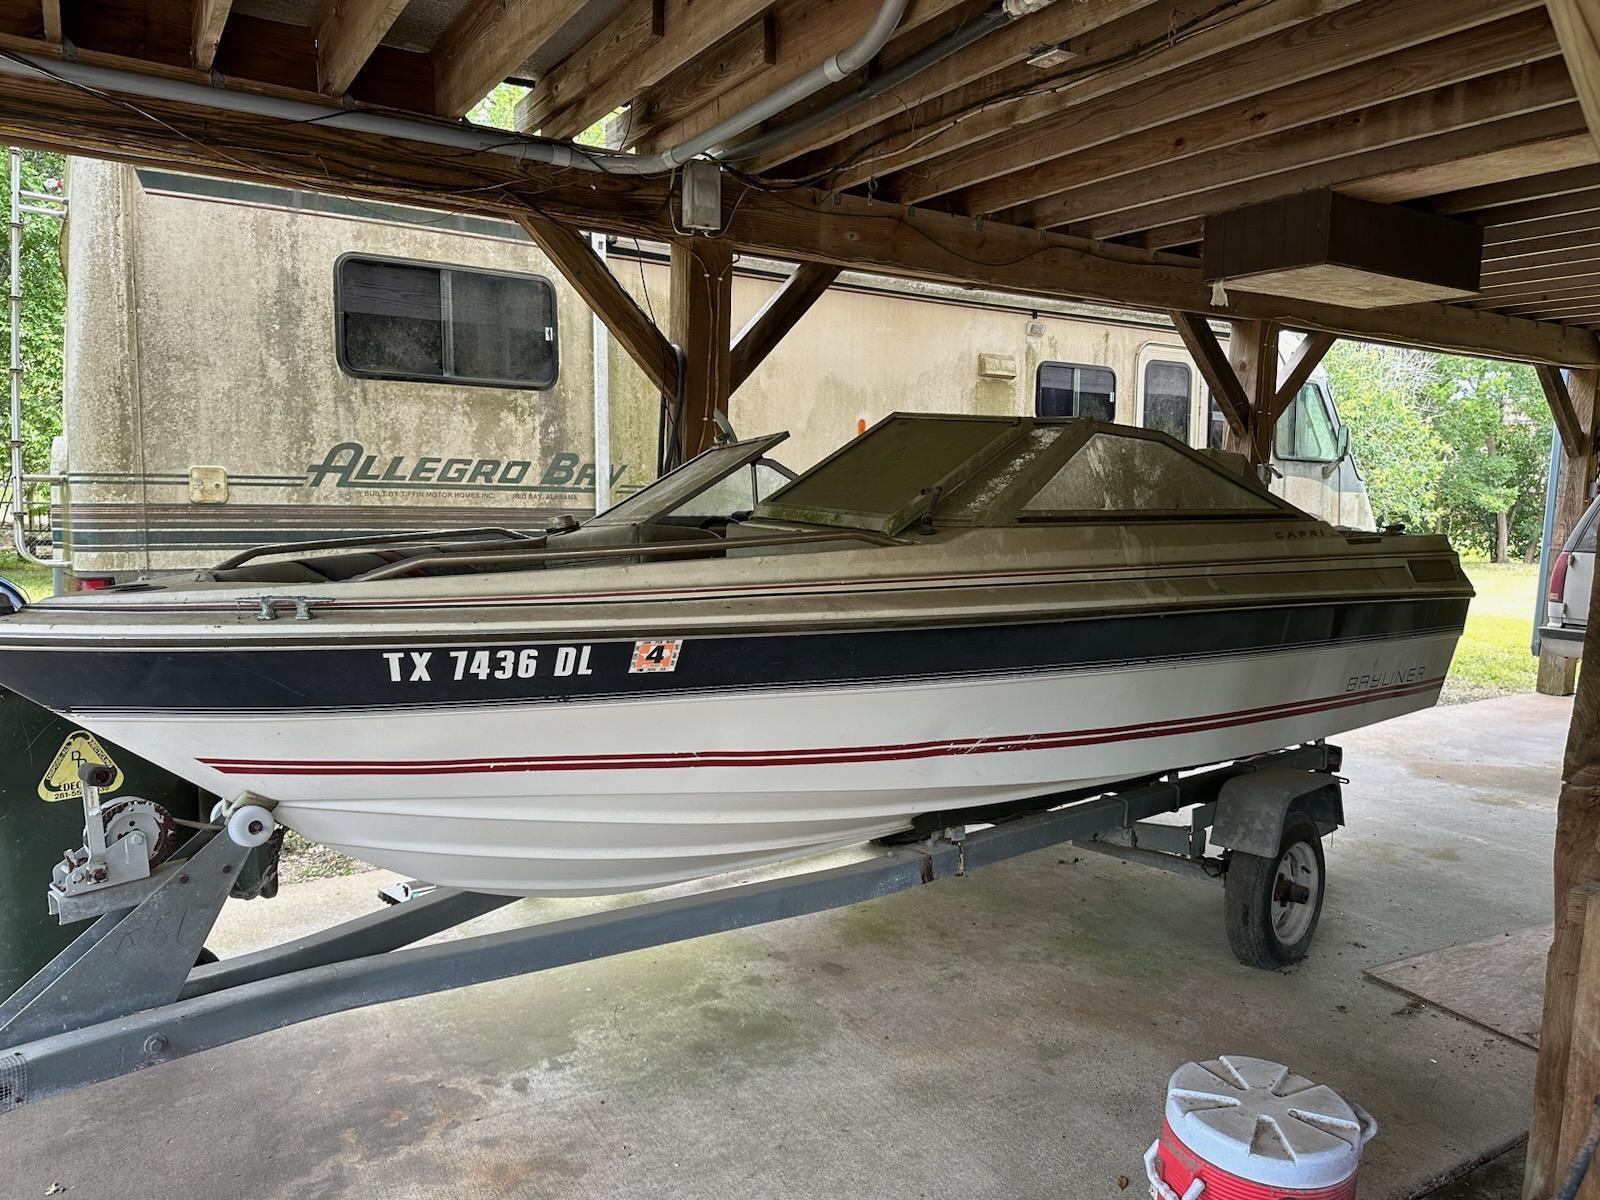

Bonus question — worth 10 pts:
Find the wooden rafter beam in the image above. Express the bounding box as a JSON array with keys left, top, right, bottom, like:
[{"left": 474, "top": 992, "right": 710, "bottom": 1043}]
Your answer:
[
  {"left": 1061, "top": 100, "right": 1586, "bottom": 241},
  {"left": 731, "top": 262, "right": 841, "bottom": 390},
  {"left": 1338, "top": 131, "right": 1598, "bottom": 205},
  {"left": 741, "top": 0, "right": 1160, "bottom": 174},
  {"left": 310, "top": 0, "right": 410, "bottom": 96},
  {"left": 514, "top": 0, "right": 665, "bottom": 138},
  {"left": 878, "top": 0, "right": 1546, "bottom": 206},
  {"left": 1540, "top": 365, "right": 1591, "bottom": 453},
  {"left": 816, "top": 0, "right": 1382, "bottom": 195},
  {"left": 1272, "top": 332, "right": 1337, "bottom": 417},
  {"left": 1, "top": 55, "right": 1596, "bottom": 368},
  {"left": 431, "top": 0, "right": 589, "bottom": 118},
  {"left": 192, "top": 0, "right": 234, "bottom": 70},
  {"left": 1170, "top": 311, "right": 1249, "bottom": 435},
  {"left": 626, "top": 0, "right": 974, "bottom": 156},
  {"left": 626, "top": 17, "right": 775, "bottom": 152},
  {"left": 952, "top": 11, "right": 1558, "bottom": 219},
  {"left": 517, "top": 216, "right": 679, "bottom": 399},
  {"left": 1548, "top": 0, "right": 1600, "bottom": 151},
  {"left": 1021, "top": 59, "right": 1575, "bottom": 234},
  {"left": 1428, "top": 161, "right": 1600, "bottom": 212}
]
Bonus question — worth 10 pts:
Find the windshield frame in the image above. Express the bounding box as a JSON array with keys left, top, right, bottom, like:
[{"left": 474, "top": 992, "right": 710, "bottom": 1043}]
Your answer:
[{"left": 586, "top": 432, "right": 790, "bottom": 528}]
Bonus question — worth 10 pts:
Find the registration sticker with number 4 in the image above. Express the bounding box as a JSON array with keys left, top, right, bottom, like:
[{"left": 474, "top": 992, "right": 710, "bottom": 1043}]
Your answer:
[{"left": 630, "top": 639, "right": 683, "bottom": 673}]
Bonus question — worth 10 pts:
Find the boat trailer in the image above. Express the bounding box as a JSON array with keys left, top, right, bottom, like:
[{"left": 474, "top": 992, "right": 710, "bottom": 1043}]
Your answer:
[{"left": 0, "top": 742, "right": 1343, "bottom": 1112}]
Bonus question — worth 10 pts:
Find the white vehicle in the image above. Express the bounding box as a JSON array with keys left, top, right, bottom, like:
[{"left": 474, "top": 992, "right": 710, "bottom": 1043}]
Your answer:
[
  {"left": 1542, "top": 494, "right": 1598, "bottom": 660},
  {"left": 37, "top": 160, "right": 1374, "bottom": 584}
]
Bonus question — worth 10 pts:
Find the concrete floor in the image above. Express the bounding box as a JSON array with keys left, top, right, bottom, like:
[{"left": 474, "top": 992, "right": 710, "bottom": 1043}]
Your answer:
[{"left": 4, "top": 693, "right": 1568, "bottom": 1200}]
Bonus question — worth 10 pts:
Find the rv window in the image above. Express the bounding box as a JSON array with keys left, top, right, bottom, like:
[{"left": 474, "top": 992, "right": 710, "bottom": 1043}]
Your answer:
[
  {"left": 1206, "top": 394, "right": 1227, "bottom": 449},
  {"left": 337, "top": 256, "right": 558, "bottom": 389},
  {"left": 1036, "top": 363, "right": 1115, "bottom": 421},
  {"left": 1274, "top": 384, "right": 1341, "bottom": 462},
  {"left": 1142, "top": 361, "right": 1191, "bottom": 443}
]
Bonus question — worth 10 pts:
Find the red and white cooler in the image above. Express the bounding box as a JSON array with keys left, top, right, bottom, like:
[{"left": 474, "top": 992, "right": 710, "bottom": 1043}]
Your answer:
[{"left": 1145, "top": 1055, "right": 1378, "bottom": 1200}]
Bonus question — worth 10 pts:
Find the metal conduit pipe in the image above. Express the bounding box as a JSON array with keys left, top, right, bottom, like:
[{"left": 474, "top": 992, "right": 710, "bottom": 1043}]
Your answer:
[
  {"left": 714, "top": 2, "right": 1013, "bottom": 164},
  {"left": 0, "top": 0, "right": 910, "bottom": 178}
]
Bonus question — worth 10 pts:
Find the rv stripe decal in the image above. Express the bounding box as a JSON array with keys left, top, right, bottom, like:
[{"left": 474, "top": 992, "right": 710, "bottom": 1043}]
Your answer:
[{"left": 196, "top": 677, "right": 1442, "bottom": 775}]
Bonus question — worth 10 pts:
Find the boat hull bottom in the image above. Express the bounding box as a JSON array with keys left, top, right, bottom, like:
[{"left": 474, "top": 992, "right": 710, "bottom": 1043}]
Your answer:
[{"left": 62, "top": 637, "right": 1458, "bottom": 896}]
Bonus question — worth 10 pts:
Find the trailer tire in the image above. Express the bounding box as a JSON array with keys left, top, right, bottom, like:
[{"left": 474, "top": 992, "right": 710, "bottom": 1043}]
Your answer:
[{"left": 1223, "top": 812, "right": 1325, "bottom": 970}]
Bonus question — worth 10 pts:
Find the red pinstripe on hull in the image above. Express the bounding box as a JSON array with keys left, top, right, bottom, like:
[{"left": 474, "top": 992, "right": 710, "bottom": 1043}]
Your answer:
[{"left": 197, "top": 676, "right": 1441, "bottom": 776}]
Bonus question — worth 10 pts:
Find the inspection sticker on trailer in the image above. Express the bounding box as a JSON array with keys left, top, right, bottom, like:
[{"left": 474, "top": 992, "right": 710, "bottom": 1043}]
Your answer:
[
  {"left": 38, "top": 731, "right": 123, "bottom": 803},
  {"left": 630, "top": 639, "right": 683, "bottom": 673}
]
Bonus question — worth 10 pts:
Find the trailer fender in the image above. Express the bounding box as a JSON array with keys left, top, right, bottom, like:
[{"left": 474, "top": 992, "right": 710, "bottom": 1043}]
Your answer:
[{"left": 1210, "top": 768, "right": 1344, "bottom": 858}]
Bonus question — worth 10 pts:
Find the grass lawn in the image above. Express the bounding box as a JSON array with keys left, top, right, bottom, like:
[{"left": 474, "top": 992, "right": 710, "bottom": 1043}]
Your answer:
[
  {"left": 0, "top": 549, "right": 54, "bottom": 601},
  {"left": 1442, "top": 560, "right": 1548, "bottom": 705}
]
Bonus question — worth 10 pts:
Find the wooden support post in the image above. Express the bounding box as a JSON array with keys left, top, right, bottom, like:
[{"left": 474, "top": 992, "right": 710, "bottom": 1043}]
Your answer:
[
  {"left": 1527, "top": 544, "right": 1600, "bottom": 1199},
  {"left": 669, "top": 237, "right": 733, "bottom": 468},
  {"left": 516, "top": 215, "right": 679, "bottom": 399},
  {"left": 1228, "top": 320, "right": 1280, "bottom": 465},
  {"left": 1537, "top": 367, "right": 1598, "bottom": 696},
  {"left": 730, "top": 263, "right": 841, "bottom": 392}
]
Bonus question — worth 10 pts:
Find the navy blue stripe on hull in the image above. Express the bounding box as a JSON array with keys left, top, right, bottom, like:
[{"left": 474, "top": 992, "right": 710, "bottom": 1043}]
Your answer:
[{"left": 0, "top": 597, "right": 1468, "bottom": 715}]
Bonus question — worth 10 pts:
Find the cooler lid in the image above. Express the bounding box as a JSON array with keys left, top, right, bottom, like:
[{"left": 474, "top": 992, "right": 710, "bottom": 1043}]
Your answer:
[{"left": 1164, "top": 1056, "right": 1367, "bottom": 1189}]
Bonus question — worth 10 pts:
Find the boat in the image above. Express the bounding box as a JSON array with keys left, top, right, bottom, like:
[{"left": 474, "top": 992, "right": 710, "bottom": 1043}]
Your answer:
[{"left": 0, "top": 414, "right": 1470, "bottom": 896}]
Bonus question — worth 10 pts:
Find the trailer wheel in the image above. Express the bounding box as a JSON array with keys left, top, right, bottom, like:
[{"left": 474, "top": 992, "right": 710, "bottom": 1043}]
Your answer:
[{"left": 1223, "top": 812, "right": 1326, "bottom": 970}]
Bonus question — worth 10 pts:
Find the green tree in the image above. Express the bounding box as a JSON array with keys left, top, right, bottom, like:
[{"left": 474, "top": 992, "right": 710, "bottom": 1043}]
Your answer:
[
  {"left": 1325, "top": 342, "right": 1447, "bottom": 534},
  {"left": 0, "top": 148, "right": 67, "bottom": 477},
  {"left": 1424, "top": 356, "right": 1552, "bottom": 562}
]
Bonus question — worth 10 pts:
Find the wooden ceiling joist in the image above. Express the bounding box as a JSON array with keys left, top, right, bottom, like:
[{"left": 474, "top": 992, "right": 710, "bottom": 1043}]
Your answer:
[
  {"left": 431, "top": 0, "right": 588, "bottom": 118},
  {"left": 192, "top": 0, "right": 233, "bottom": 70},
  {"left": 953, "top": 12, "right": 1557, "bottom": 219},
  {"left": 815, "top": 0, "right": 1385, "bottom": 196},
  {"left": 731, "top": 262, "right": 842, "bottom": 390},
  {"left": 1484, "top": 237, "right": 1600, "bottom": 268},
  {"left": 514, "top": 0, "right": 665, "bottom": 139},
  {"left": 1, "top": 56, "right": 1591, "bottom": 366},
  {"left": 1338, "top": 132, "right": 1599, "bottom": 205},
  {"left": 1033, "top": 61, "right": 1576, "bottom": 235},
  {"left": 1428, "top": 161, "right": 1600, "bottom": 213},
  {"left": 877, "top": 0, "right": 1545, "bottom": 207},
  {"left": 743, "top": 0, "right": 1161, "bottom": 175},
  {"left": 1065, "top": 100, "right": 1585, "bottom": 241},
  {"left": 1547, "top": 0, "right": 1600, "bottom": 151},
  {"left": 309, "top": 0, "right": 410, "bottom": 96},
  {"left": 625, "top": 16, "right": 776, "bottom": 152}
]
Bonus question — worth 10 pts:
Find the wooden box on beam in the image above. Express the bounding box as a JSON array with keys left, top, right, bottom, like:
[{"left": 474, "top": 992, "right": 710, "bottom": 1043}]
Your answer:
[{"left": 1202, "top": 190, "right": 1482, "bottom": 309}]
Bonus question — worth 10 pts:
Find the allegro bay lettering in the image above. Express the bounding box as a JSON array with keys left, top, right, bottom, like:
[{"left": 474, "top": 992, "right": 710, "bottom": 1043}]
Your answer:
[{"left": 308, "top": 442, "right": 628, "bottom": 492}]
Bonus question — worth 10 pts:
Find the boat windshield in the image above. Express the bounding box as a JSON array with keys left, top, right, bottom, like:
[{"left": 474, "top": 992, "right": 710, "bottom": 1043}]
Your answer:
[
  {"left": 756, "top": 414, "right": 1289, "bottom": 534},
  {"left": 588, "top": 432, "right": 790, "bottom": 527}
]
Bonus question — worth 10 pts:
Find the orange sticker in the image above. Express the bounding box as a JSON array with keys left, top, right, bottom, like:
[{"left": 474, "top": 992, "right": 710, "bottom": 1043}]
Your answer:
[{"left": 630, "top": 639, "right": 683, "bottom": 673}]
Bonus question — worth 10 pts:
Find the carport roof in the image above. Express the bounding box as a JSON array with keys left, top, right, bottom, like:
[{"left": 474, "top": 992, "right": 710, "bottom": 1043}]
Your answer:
[{"left": 3, "top": 0, "right": 1600, "bottom": 366}]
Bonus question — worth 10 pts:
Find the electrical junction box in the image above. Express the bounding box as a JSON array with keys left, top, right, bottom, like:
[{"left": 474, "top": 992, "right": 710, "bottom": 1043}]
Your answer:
[{"left": 189, "top": 465, "right": 229, "bottom": 503}]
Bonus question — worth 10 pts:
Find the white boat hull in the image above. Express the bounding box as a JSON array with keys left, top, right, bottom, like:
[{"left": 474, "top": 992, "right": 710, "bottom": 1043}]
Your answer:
[{"left": 71, "top": 634, "right": 1455, "bottom": 894}]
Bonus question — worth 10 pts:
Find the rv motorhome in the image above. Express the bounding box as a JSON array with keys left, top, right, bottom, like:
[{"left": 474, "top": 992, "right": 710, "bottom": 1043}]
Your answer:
[{"left": 41, "top": 160, "right": 1374, "bottom": 583}]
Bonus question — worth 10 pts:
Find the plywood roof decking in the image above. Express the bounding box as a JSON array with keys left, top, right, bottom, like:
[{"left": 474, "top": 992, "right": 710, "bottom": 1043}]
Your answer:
[{"left": 5, "top": 0, "right": 1600, "bottom": 363}]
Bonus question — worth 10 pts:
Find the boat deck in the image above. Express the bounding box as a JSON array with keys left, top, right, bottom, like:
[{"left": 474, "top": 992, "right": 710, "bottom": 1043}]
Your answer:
[{"left": 1, "top": 693, "right": 1562, "bottom": 1199}]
